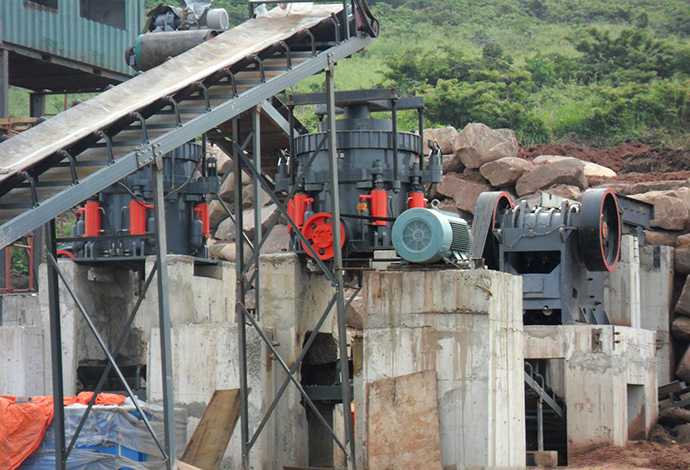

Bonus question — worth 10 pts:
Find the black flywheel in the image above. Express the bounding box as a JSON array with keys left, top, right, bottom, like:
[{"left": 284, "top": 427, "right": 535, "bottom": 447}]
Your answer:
[{"left": 579, "top": 188, "right": 621, "bottom": 272}]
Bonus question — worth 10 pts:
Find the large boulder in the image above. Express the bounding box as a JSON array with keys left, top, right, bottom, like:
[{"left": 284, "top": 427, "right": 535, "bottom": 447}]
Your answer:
[
  {"left": 207, "top": 144, "right": 232, "bottom": 176},
  {"left": 436, "top": 173, "right": 491, "bottom": 214},
  {"left": 675, "top": 275, "right": 690, "bottom": 316},
  {"left": 217, "top": 171, "right": 252, "bottom": 203},
  {"left": 533, "top": 155, "right": 616, "bottom": 178},
  {"left": 676, "top": 248, "right": 690, "bottom": 275},
  {"left": 209, "top": 199, "right": 230, "bottom": 230},
  {"left": 241, "top": 183, "right": 272, "bottom": 209},
  {"left": 629, "top": 192, "right": 689, "bottom": 231},
  {"left": 479, "top": 157, "right": 534, "bottom": 188},
  {"left": 644, "top": 230, "right": 679, "bottom": 247},
  {"left": 677, "top": 233, "right": 690, "bottom": 248},
  {"left": 672, "top": 316, "right": 690, "bottom": 342},
  {"left": 630, "top": 180, "right": 687, "bottom": 194},
  {"left": 215, "top": 204, "right": 279, "bottom": 241},
  {"left": 544, "top": 184, "right": 582, "bottom": 201},
  {"left": 515, "top": 158, "right": 588, "bottom": 197},
  {"left": 677, "top": 344, "right": 690, "bottom": 383},
  {"left": 452, "top": 123, "right": 518, "bottom": 169},
  {"left": 424, "top": 127, "right": 458, "bottom": 154}
]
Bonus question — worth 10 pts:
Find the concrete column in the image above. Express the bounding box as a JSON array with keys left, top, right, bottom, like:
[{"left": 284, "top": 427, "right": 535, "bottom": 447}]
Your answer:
[
  {"left": 639, "top": 244, "right": 674, "bottom": 384},
  {"left": 0, "top": 48, "right": 8, "bottom": 119},
  {"left": 30, "top": 93, "right": 46, "bottom": 118},
  {"left": 605, "top": 234, "right": 641, "bottom": 327}
]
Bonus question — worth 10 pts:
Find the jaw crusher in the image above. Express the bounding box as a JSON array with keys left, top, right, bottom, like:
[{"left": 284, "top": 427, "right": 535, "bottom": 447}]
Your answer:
[{"left": 471, "top": 189, "right": 651, "bottom": 325}]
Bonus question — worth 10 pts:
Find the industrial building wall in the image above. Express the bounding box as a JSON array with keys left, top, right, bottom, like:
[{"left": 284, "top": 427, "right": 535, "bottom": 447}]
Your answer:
[{"left": 0, "top": 0, "right": 142, "bottom": 75}]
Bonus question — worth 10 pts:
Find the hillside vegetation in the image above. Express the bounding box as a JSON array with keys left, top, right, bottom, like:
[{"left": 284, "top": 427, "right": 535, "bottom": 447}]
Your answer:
[{"left": 11, "top": 0, "right": 690, "bottom": 149}]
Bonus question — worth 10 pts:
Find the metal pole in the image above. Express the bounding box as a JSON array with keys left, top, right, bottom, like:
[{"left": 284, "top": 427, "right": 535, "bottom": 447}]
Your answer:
[
  {"left": 152, "top": 165, "right": 176, "bottom": 468},
  {"left": 46, "top": 220, "right": 66, "bottom": 470},
  {"left": 537, "top": 398, "right": 544, "bottom": 451},
  {"left": 325, "top": 55, "right": 357, "bottom": 470},
  {"left": 0, "top": 48, "right": 8, "bottom": 119},
  {"left": 234, "top": 118, "right": 250, "bottom": 470},
  {"left": 253, "top": 105, "right": 261, "bottom": 320}
]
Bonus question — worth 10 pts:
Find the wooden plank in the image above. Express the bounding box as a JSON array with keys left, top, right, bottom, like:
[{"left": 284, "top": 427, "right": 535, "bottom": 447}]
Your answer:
[
  {"left": 180, "top": 389, "right": 243, "bottom": 470},
  {"left": 366, "top": 370, "right": 443, "bottom": 470},
  {"left": 177, "top": 461, "right": 204, "bottom": 470}
]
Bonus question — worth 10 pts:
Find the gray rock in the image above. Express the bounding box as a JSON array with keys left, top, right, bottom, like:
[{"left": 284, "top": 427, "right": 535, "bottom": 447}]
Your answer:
[
  {"left": 544, "top": 184, "right": 582, "bottom": 201},
  {"left": 672, "top": 316, "right": 690, "bottom": 342},
  {"left": 479, "top": 157, "right": 534, "bottom": 188},
  {"left": 644, "top": 230, "right": 680, "bottom": 247},
  {"left": 424, "top": 127, "right": 458, "bottom": 154},
  {"left": 215, "top": 204, "right": 279, "bottom": 241},
  {"left": 676, "top": 248, "right": 690, "bottom": 275},
  {"left": 452, "top": 123, "right": 518, "bottom": 169},
  {"left": 627, "top": 193, "right": 688, "bottom": 231},
  {"left": 515, "top": 158, "right": 588, "bottom": 197},
  {"left": 209, "top": 199, "right": 230, "bottom": 230},
  {"left": 676, "top": 275, "right": 690, "bottom": 316},
  {"left": 436, "top": 173, "right": 491, "bottom": 214},
  {"left": 533, "top": 155, "right": 616, "bottom": 178}
]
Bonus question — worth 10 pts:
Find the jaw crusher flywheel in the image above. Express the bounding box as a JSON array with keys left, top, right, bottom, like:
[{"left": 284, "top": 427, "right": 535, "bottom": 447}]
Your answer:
[
  {"left": 579, "top": 188, "right": 621, "bottom": 272},
  {"left": 301, "top": 212, "right": 346, "bottom": 260}
]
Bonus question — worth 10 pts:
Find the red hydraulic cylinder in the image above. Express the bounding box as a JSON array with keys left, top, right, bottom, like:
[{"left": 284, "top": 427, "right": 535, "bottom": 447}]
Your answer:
[
  {"left": 129, "top": 200, "right": 151, "bottom": 235},
  {"left": 81, "top": 201, "right": 101, "bottom": 237},
  {"left": 194, "top": 203, "right": 211, "bottom": 238},
  {"left": 287, "top": 194, "right": 313, "bottom": 233},
  {"left": 408, "top": 192, "right": 427, "bottom": 209},
  {"left": 359, "top": 189, "right": 388, "bottom": 226}
]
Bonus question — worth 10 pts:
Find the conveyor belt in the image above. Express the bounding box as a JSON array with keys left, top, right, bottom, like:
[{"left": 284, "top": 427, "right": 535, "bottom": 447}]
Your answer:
[{"left": 0, "top": 3, "right": 373, "bottom": 247}]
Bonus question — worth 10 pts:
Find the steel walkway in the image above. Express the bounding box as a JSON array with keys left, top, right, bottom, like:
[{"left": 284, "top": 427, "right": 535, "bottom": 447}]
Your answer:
[{"left": 0, "top": 3, "right": 373, "bottom": 247}]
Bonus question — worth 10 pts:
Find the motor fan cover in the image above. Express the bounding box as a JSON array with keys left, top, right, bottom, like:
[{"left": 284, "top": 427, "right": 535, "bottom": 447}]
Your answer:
[{"left": 392, "top": 208, "right": 470, "bottom": 264}]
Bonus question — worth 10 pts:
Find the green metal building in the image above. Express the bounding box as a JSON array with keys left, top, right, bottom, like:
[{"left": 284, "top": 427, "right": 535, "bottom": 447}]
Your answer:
[{"left": 0, "top": 0, "right": 144, "bottom": 116}]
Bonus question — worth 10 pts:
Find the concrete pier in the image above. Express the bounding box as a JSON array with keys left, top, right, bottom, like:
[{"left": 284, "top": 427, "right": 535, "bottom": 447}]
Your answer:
[{"left": 354, "top": 268, "right": 526, "bottom": 469}]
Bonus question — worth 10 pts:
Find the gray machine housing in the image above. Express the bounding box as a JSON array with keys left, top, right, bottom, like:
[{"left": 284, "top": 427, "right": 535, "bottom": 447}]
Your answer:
[
  {"left": 497, "top": 197, "right": 608, "bottom": 325},
  {"left": 479, "top": 190, "right": 653, "bottom": 326},
  {"left": 68, "top": 143, "right": 219, "bottom": 263},
  {"left": 276, "top": 89, "right": 442, "bottom": 259}
]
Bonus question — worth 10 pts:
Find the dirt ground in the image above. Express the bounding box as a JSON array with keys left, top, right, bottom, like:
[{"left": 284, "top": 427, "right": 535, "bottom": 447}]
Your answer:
[
  {"left": 519, "top": 142, "right": 690, "bottom": 185},
  {"left": 565, "top": 440, "right": 690, "bottom": 470}
]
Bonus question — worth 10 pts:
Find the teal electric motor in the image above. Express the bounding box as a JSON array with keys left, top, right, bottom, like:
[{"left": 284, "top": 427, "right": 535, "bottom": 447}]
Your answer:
[{"left": 392, "top": 208, "right": 472, "bottom": 264}]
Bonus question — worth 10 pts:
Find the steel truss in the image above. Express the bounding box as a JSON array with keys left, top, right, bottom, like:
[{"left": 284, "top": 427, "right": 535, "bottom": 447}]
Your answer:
[
  {"left": 45, "top": 165, "right": 177, "bottom": 469},
  {"left": 211, "top": 57, "right": 358, "bottom": 469}
]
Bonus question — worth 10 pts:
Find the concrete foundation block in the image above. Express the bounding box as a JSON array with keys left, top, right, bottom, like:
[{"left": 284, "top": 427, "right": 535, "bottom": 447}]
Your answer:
[
  {"left": 0, "top": 326, "right": 45, "bottom": 395},
  {"left": 356, "top": 268, "right": 525, "bottom": 469},
  {"left": 524, "top": 325, "right": 658, "bottom": 458}
]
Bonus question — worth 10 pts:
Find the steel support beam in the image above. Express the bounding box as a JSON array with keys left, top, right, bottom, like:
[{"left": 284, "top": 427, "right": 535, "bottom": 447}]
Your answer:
[
  {"left": 253, "top": 105, "right": 261, "bottom": 319},
  {"left": 325, "top": 56, "right": 357, "bottom": 469},
  {"left": 46, "top": 220, "right": 66, "bottom": 470},
  {"left": 234, "top": 118, "right": 251, "bottom": 470},
  {"left": 0, "top": 48, "right": 8, "bottom": 119},
  {"left": 152, "top": 166, "right": 176, "bottom": 468}
]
